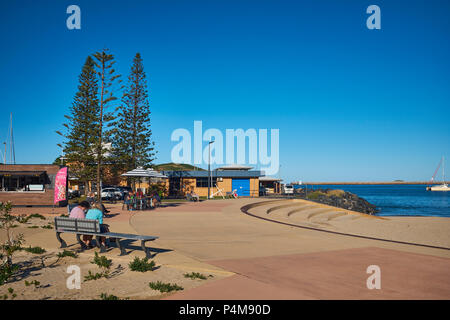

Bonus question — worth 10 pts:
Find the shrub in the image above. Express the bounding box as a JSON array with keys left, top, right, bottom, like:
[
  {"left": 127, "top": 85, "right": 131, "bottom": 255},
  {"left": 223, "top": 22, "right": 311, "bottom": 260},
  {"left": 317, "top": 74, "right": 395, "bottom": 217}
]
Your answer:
[
  {"left": 306, "top": 191, "right": 326, "bottom": 200},
  {"left": 22, "top": 246, "right": 46, "bottom": 254},
  {"left": 24, "top": 280, "right": 40, "bottom": 288},
  {"left": 184, "top": 272, "right": 208, "bottom": 280},
  {"left": 128, "top": 257, "right": 155, "bottom": 272},
  {"left": 57, "top": 250, "right": 78, "bottom": 258},
  {"left": 149, "top": 281, "right": 183, "bottom": 293},
  {"left": 100, "top": 293, "right": 119, "bottom": 300},
  {"left": 1, "top": 201, "right": 24, "bottom": 270},
  {"left": 327, "top": 189, "right": 345, "bottom": 197},
  {"left": 84, "top": 270, "right": 104, "bottom": 281},
  {"left": 27, "top": 226, "right": 39, "bottom": 229},
  {"left": 41, "top": 224, "right": 53, "bottom": 229},
  {"left": 0, "top": 263, "right": 19, "bottom": 286}
]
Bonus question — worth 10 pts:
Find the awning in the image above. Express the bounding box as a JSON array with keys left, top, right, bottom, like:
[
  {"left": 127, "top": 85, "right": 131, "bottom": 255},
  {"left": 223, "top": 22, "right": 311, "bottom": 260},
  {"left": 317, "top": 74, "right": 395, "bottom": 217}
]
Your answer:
[{"left": 0, "top": 171, "right": 46, "bottom": 176}]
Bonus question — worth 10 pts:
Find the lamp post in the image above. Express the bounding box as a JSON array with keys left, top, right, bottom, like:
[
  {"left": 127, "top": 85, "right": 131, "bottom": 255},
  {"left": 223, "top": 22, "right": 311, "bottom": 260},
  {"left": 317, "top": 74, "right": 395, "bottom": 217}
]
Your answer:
[{"left": 207, "top": 140, "right": 215, "bottom": 199}]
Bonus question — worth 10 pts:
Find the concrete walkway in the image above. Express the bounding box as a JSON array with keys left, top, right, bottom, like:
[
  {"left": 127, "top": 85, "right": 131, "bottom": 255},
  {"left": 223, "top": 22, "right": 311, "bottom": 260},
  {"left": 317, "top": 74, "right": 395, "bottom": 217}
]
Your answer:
[{"left": 126, "top": 198, "right": 450, "bottom": 299}]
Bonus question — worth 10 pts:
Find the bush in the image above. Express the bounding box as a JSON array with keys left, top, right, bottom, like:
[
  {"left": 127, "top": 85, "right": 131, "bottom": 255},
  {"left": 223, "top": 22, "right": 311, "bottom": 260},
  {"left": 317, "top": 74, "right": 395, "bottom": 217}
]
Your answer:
[
  {"left": 128, "top": 257, "right": 155, "bottom": 272},
  {"left": 22, "top": 246, "right": 46, "bottom": 254},
  {"left": 99, "top": 293, "right": 119, "bottom": 300},
  {"left": 0, "top": 263, "right": 19, "bottom": 286},
  {"left": 84, "top": 270, "right": 104, "bottom": 281},
  {"left": 57, "top": 250, "right": 78, "bottom": 258},
  {"left": 306, "top": 191, "right": 326, "bottom": 200},
  {"left": 327, "top": 189, "right": 345, "bottom": 197},
  {"left": 149, "top": 281, "right": 183, "bottom": 293},
  {"left": 184, "top": 272, "right": 208, "bottom": 280},
  {"left": 24, "top": 279, "right": 40, "bottom": 288}
]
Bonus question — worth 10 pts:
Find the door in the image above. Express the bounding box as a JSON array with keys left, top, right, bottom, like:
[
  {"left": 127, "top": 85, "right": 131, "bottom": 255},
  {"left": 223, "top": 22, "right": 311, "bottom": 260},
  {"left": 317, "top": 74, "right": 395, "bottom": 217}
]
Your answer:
[{"left": 232, "top": 178, "right": 250, "bottom": 196}]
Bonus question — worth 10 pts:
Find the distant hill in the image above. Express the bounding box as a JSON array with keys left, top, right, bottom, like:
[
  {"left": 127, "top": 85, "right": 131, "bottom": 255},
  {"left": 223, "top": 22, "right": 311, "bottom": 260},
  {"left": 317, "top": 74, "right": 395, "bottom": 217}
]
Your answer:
[{"left": 153, "top": 162, "right": 205, "bottom": 171}]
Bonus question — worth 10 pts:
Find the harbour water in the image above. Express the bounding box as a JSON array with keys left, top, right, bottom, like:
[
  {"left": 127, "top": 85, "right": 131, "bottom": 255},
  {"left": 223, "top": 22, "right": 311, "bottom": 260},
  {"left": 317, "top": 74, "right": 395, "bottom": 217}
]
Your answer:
[{"left": 294, "top": 184, "right": 450, "bottom": 217}]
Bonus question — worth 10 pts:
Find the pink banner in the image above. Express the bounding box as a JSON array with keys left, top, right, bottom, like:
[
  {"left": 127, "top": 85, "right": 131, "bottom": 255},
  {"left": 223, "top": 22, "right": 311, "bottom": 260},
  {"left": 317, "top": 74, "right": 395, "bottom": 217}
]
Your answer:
[{"left": 54, "top": 167, "right": 68, "bottom": 204}]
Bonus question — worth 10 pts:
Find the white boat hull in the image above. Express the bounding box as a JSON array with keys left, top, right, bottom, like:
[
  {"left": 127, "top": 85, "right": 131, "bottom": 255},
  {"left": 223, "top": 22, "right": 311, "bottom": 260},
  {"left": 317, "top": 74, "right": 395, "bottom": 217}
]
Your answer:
[{"left": 429, "top": 184, "right": 450, "bottom": 191}]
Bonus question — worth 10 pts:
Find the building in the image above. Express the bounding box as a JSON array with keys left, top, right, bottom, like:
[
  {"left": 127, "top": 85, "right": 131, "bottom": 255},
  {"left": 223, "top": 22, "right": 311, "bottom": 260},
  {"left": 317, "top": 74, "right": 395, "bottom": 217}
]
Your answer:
[
  {"left": 0, "top": 164, "right": 64, "bottom": 206},
  {"left": 259, "top": 176, "right": 282, "bottom": 195},
  {"left": 162, "top": 165, "right": 264, "bottom": 198}
]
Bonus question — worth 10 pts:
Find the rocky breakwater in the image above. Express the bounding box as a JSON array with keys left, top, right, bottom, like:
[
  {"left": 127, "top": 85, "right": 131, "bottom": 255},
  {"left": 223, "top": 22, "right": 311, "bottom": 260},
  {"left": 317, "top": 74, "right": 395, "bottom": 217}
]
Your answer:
[{"left": 295, "top": 188, "right": 379, "bottom": 215}]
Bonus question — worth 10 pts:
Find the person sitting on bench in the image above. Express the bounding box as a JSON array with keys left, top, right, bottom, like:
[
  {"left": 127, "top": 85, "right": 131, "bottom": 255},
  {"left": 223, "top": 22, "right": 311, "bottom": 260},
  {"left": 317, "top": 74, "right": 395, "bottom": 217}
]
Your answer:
[
  {"left": 85, "top": 202, "right": 110, "bottom": 248},
  {"left": 69, "top": 201, "right": 92, "bottom": 247}
]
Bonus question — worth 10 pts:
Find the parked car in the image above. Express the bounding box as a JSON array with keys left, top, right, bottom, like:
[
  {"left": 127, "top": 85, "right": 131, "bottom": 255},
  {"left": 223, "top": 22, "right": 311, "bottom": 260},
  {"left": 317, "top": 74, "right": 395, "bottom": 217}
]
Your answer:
[
  {"left": 100, "top": 187, "right": 122, "bottom": 200},
  {"left": 116, "top": 186, "right": 133, "bottom": 199},
  {"left": 282, "top": 184, "right": 294, "bottom": 195}
]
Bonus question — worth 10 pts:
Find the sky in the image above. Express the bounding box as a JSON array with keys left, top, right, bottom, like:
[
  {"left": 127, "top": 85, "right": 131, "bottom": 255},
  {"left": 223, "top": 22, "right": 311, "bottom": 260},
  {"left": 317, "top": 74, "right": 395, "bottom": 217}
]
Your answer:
[{"left": 0, "top": 0, "right": 449, "bottom": 182}]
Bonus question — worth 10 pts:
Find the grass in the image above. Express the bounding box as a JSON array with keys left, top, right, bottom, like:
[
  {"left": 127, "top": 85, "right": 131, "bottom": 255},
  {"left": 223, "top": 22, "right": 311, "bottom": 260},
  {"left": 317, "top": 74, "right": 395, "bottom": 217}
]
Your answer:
[
  {"left": 149, "top": 281, "right": 183, "bottom": 293},
  {"left": 128, "top": 257, "right": 155, "bottom": 272},
  {"left": 41, "top": 224, "right": 53, "bottom": 229},
  {"left": 183, "top": 272, "right": 209, "bottom": 280},
  {"left": 22, "top": 246, "right": 46, "bottom": 254},
  {"left": 27, "top": 226, "right": 39, "bottom": 229}
]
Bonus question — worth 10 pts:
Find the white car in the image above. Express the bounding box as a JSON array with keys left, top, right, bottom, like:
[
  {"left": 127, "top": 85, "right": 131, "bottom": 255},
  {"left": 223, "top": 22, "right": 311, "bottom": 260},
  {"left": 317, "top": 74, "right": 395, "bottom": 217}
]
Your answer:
[
  {"left": 100, "top": 188, "right": 122, "bottom": 200},
  {"left": 282, "top": 185, "right": 294, "bottom": 195}
]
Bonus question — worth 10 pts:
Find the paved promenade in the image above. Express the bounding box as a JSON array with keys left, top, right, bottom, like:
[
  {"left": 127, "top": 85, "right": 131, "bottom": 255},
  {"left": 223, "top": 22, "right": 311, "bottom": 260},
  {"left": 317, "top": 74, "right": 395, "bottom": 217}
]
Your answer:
[{"left": 128, "top": 198, "right": 450, "bottom": 299}]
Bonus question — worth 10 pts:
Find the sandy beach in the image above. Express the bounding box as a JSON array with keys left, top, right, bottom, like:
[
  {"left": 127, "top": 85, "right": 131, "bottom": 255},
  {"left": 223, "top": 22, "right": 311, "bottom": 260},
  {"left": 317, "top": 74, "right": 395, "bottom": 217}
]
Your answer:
[{"left": 1, "top": 198, "right": 449, "bottom": 300}]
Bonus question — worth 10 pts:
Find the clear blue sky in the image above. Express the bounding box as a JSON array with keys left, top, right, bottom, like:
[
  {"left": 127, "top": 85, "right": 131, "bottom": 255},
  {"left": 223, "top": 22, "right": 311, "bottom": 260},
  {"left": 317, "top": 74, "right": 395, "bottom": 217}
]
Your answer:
[{"left": 0, "top": 0, "right": 449, "bottom": 182}]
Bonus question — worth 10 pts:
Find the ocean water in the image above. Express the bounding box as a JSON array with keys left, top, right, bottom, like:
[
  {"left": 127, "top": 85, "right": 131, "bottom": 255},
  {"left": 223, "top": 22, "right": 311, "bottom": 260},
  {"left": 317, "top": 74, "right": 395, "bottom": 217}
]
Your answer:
[{"left": 293, "top": 184, "right": 450, "bottom": 217}]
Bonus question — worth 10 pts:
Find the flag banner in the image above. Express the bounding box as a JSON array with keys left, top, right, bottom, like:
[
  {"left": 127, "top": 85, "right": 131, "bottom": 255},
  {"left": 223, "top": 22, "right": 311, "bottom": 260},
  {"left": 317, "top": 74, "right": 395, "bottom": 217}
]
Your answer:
[{"left": 54, "top": 167, "right": 68, "bottom": 204}]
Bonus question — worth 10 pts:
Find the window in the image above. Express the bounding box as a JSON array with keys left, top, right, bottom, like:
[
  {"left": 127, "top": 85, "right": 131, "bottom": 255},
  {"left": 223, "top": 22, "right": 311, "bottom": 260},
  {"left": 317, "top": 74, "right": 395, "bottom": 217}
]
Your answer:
[{"left": 196, "top": 177, "right": 217, "bottom": 188}]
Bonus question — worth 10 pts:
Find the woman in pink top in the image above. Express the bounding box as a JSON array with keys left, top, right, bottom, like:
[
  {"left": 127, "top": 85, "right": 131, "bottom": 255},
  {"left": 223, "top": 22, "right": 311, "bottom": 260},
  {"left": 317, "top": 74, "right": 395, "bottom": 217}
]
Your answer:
[
  {"left": 69, "top": 201, "right": 92, "bottom": 247},
  {"left": 69, "top": 201, "right": 90, "bottom": 218}
]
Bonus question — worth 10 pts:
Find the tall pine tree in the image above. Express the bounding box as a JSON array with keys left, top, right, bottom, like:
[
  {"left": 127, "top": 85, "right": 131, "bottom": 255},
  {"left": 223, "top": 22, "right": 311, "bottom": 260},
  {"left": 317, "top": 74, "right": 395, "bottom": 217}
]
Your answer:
[
  {"left": 92, "top": 49, "right": 122, "bottom": 202},
  {"left": 112, "top": 53, "right": 156, "bottom": 186},
  {"left": 57, "top": 56, "right": 99, "bottom": 195}
]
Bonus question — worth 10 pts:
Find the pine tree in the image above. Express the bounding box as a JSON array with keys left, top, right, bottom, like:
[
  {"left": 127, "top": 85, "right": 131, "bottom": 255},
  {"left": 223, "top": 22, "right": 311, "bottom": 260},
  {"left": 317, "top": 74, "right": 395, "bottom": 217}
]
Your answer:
[
  {"left": 92, "top": 49, "right": 122, "bottom": 202},
  {"left": 57, "top": 56, "right": 99, "bottom": 195},
  {"left": 112, "top": 53, "right": 156, "bottom": 187}
]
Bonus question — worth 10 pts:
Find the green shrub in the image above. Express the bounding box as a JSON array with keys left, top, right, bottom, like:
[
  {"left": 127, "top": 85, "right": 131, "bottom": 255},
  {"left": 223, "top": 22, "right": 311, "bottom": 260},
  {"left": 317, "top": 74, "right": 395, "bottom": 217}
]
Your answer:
[
  {"left": 84, "top": 271, "right": 104, "bottom": 281},
  {"left": 149, "top": 281, "right": 183, "bottom": 293},
  {"left": 41, "top": 224, "right": 53, "bottom": 229},
  {"left": 306, "top": 191, "right": 326, "bottom": 200},
  {"left": 22, "top": 246, "right": 46, "bottom": 254},
  {"left": 128, "top": 257, "right": 155, "bottom": 272},
  {"left": 0, "top": 263, "right": 19, "bottom": 286},
  {"left": 24, "top": 280, "right": 40, "bottom": 288},
  {"left": 27, "top": 226, "right": 39, "bottom": 229},
  {"left": 184, "top": 272, "right": 208, "bottom": 280},
  {"left": 57, "top": 250, "right": 78, "bottom": 258},
  {"left": 99, "top": 293, "right": 119, "bottom": 300}
]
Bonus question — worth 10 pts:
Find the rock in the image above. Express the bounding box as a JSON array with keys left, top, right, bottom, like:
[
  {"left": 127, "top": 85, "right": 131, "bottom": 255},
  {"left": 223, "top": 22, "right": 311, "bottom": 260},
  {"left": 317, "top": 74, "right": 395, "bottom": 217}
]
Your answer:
[{"left": 295, "top": 188, "right": 378, "bottom": 215}]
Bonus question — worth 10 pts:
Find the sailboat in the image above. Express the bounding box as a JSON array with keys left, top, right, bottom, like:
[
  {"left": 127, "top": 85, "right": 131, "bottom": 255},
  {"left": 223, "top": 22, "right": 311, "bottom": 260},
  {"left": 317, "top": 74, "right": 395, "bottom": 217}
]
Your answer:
[{"left": 427, "top": 156, "right": 449, "bottom": 191}]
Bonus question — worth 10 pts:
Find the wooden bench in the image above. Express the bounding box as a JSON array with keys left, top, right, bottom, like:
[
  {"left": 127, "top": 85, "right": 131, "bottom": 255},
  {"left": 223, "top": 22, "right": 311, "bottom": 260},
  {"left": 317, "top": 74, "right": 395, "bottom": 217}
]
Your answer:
[{"left": 54, "top": 217, "right": 158, "bottom": 259}]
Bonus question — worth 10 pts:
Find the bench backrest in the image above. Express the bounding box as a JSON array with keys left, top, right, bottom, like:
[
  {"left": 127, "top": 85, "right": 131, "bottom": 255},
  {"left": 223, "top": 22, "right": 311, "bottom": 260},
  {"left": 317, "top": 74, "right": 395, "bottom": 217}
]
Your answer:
[{"left": 54, "top": 216, "right": 101, "bottom": 233}]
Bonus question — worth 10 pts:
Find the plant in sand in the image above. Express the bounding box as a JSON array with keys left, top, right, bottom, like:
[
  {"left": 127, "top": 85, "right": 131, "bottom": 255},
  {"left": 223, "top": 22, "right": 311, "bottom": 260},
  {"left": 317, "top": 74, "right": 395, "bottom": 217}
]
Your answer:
[
  {"left": 128, "top": 256, "right": 155, "bottom": 272},
  {"left": 0, "top": 201, "right": 24, "bottom": 285},
  {"left": 84, "top": 252, "right": 112, "bottom": 281}
]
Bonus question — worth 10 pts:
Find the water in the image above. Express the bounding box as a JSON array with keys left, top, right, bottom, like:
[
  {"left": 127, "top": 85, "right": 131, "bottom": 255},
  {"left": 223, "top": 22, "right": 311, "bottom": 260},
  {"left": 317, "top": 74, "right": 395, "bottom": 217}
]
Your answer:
[{"left": 293, "top": 184, "right": 450, "bottom": 217}]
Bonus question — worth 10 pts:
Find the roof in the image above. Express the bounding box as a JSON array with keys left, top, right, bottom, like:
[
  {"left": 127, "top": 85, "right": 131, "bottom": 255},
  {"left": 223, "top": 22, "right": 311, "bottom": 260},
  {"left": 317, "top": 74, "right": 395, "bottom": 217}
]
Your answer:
[
  {"left": 0, "top": 170, "right": 46, "bottom": 176},
  {"left": 216, "top": 164, "right": 253, "bottom": 171},
  {"left": 161, "top": 170, "right": 263, "bottom": 178},
  {"left": 259, "top": 176, "right": 282, "bottom": 182}
]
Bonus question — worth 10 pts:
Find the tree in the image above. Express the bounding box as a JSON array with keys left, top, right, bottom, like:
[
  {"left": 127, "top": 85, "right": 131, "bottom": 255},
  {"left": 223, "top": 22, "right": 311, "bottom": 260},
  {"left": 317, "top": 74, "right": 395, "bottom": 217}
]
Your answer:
[
  {"left": 112, "top": 53, "right": 156, "bottom": 187},
  {"left": 92, "top": 49, "right": 122, "bottom": 202},
  {"left": 56, "top": 56, "right": 99, "bottom": 195}
]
